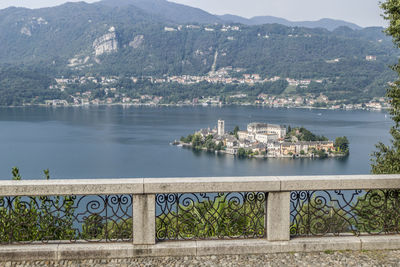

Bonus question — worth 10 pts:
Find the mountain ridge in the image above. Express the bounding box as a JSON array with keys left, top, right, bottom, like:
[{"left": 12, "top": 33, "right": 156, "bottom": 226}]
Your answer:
[
  {"left": 218, "top": 14, "right": 362, "bottom": 31},
  {"left": 1, "top": 0, "right": 365, "bottom": 31},
  {"left": 98, "top": 0, "right": 223, "bottom": 24},
  {"left": 100, "top": 0, "right": 364, "bottom": 30}
]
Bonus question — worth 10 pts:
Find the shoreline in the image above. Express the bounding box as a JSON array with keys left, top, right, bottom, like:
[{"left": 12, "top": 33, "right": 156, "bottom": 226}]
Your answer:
[
  {"left": 173, "top": 142, "right": 348, "bottom": 159},
  {"left": 0, "top": 103, "right": 389, "bottom": 112}
]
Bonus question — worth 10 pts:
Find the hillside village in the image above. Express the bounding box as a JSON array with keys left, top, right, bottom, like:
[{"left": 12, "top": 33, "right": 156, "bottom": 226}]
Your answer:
[
  {"left": 46, "top": 71, "right": 389, "bottom": 110},
  {"left": 176, "top": 120, "right": 349, "bottom": 158},
  {"left": 39, "top": 23, "right": 391, "bottom": 110}
]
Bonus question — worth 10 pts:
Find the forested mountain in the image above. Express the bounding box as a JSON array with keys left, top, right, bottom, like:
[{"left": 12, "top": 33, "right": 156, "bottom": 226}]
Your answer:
[
  {"left": 0, "top": 1, "right": 393, "bottom": 74},
  {"left": 0, "top": 66, "right": 61, "bottom": 106},
  {"left": 99, "top": 0, "right": 222, "bottom": 24},
  {"left": 0, "top": 0, "right": 397, "bottom": 106}
]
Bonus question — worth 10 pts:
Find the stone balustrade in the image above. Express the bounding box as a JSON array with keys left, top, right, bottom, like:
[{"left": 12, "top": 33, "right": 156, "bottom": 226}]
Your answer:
[{"left": 0, "top": 174, "right": 400, "bottom": 262}]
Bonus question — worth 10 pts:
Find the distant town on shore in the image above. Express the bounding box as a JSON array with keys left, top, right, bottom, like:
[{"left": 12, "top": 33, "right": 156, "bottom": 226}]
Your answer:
[
  {"left": 174, "top": 120, "right": 349, "bottom": 158},
  {"left": 40, "top": 73, "right": 389, "bottom": 111}
]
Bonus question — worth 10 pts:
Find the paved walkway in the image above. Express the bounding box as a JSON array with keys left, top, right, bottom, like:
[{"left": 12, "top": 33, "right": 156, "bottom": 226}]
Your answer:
[{"left": 2, "top": 250, "right": 400, "bottom": 266}]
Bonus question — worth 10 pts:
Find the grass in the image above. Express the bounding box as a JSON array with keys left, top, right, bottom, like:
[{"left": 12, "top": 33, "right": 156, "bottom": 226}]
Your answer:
[{"left": 282, "top": 85, "right": 297, "bottom": 94}]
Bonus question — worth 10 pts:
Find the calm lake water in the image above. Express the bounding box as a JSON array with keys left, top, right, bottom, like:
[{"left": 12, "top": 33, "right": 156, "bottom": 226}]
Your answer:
[{"left": 0, "top": 106, "right": 392, "bottom": 180}]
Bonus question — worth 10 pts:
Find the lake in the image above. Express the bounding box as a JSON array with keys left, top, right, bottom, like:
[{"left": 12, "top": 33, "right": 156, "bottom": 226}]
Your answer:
[{"left": 0, "top": 106, "right": 392, "bottom": 180}]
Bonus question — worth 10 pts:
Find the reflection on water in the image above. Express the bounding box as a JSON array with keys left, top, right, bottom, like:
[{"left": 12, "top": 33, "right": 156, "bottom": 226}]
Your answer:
[{"left": 0, "top": 106, "right": 392, "bottom": 179}]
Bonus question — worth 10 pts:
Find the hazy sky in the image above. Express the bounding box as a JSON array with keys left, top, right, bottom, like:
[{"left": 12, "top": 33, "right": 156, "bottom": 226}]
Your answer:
[{"left": 0, "top": 0, "right": 386, "bottom": 27}]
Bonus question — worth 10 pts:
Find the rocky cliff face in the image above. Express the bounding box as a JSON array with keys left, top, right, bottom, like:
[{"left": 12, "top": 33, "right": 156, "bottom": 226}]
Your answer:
[
  {"left": 93, "top": 27, "right": 118, "bottom": 56},
  {"left": 20, "top": 27, "right": 32, "bottom": 36},
  {"left": 129, "top": 35, "right": 144, "bottom": 49},
  {"left": 19, "top": 17, "right": 48, "bottom": 37}
]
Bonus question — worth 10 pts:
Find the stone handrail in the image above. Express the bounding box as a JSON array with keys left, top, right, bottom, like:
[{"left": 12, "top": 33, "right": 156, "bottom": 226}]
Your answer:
[{"left": 1, "top": 174, "right": 400, "bottom": 196}]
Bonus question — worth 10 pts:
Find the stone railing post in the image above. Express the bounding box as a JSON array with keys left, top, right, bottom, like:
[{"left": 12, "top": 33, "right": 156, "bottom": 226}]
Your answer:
[
  {"left": 266, "top": 191, "right": 290, "bottom": 241},
  {"left": 133, "top": 194, "right": 156, "bottom": 245}
]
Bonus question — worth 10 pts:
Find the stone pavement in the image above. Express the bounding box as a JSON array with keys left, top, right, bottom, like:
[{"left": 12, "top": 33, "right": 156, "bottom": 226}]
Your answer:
[{"left": 2, "top": 250, "right": 400, "bottom": 267}]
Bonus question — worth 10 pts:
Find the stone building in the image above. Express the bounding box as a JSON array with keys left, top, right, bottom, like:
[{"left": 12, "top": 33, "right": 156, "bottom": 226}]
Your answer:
[
  {"left": 238, "top": 122, "right": 286, "bottom": 142},
  {"left": 218, "top": 120, "right": 225, "bottom": 136},
  {"left": 247, "top": 123, "right": 287, "bottom": 139}
]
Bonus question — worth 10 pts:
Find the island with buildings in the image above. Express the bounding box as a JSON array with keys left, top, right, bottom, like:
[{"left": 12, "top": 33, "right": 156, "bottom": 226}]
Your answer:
[{"left": 175, "top": 120, "right": 349, "bottom": 158}]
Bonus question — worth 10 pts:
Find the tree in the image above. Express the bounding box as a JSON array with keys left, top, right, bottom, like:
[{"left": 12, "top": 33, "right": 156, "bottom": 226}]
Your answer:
[
  {"left": 82, "top": 214, "right": 104, "bottom": 239},
  {"left": 205, "top": 139, "right": 216, "bottom": 151},
  {"left": 1, "top": 168, "right": 76, "bottom": 243},
  {"left": 233, "top": 126, "right": 240, "bottom": 139},
  {"left": 316, "top": 149, "right": 327, "bottom": 159},
  {"left": 156, "top": 193, "right": 265, "bottom": 240},
  {"left": 237, "top": 148, "right": 247, "bottom": 158},
  {"left": 367, "top": 2, "right": 400, "bottom": 235},
  {"left": 191, "top": 134, "right": 203, "bottom": 150},
  {"left": 180, "top": 134, "right": 193, "bottom": 144},
  {"left": 295, "top": 127, "right": 328, "bottom": 142},
  {"left": 371, "top": 0, "right": 400, "bottom": 174},
  {"left": 354, "top": 190, "right": 400, "bottom": 234},
  {"left": 291, "top": 196, "right": 354, "bottom": 236},
  {"left": 215, "top": 142, "right": 224, "bottom": 151},
  {"left": 335, "top": 136, "right": 349, "bottom": 154},
  {"left": 12, "top": 167, "right": 21, "bottom": 180},
  {"left": 205, "top": 134, "right": 214, "bottom": 142}
]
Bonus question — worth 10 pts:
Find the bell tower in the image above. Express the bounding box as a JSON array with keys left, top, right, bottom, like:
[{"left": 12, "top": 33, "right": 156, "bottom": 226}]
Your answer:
[{"left": 218, "top": 120, "right": 225, "bottom": 136}]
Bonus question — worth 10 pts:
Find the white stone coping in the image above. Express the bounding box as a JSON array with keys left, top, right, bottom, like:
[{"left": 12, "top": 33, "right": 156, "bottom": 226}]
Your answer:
[
  {"left": 1, "top": 236, "right": 400, "bottom": 262},
  {"left": 0, "top": 175, "right": 399, "bottom": 196},
  {"left": 0, "top": 178, "right": 144, "bottom": 196}
]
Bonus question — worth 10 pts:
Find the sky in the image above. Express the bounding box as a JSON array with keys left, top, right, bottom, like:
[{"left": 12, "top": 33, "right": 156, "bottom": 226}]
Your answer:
[{"left": 0, "top": 0, "right": 386, "bottom": 27}]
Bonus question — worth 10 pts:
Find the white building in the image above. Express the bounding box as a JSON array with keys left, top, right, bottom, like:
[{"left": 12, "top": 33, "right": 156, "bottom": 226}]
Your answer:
[
  {"left": 238, "top": 123, "right": 285, "bottom": 143},
  {"left": 226, "top": 146, "right": 239, "bottom": 155},
  {"left": 226, "top": 136, "right": 237, "bottom": 148},
  {"left": 247, "top": 123, "right": 286, "bottom": 139},
  {"left": 164, "top": 27, "right": 177, "bottom": 32},
  {"left": 255, "top": 133, "right": 278, "bottom": 143},
  {"left": 197, "top": 128, "right": 216, "bottom": 138},
  {"left": 237, "top": 131, "right": 249, "bottom": 141},
  {"left": 266, "top": 141, "right": 281, "bottom": 157}
]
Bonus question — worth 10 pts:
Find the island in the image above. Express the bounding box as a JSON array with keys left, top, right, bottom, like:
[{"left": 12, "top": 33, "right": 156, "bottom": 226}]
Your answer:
[{"left": 174, "top": 120, "right": 349, "bottom": 158}]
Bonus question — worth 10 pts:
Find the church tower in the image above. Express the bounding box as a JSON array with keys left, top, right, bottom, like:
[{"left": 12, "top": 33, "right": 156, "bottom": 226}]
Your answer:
[{"left": 218, "top": 120, "right": 225, "bottom": 136}]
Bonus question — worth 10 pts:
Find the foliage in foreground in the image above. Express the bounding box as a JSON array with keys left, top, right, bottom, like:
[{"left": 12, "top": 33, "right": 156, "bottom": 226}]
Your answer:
[
  {"left": 291, "top": 191, "right": 400, "bottom": 236},
  {"left": 156, "top": 194, "right": 265, "bottom": 239},
  {"left": 291, "top": 197, "right": 354, "bottom": 236},
  {"left": 371, "top": 0, "right": 400, "bottom": 174},
  {"left": 0, "top": 168, "right": 131, "bottom": 243}
]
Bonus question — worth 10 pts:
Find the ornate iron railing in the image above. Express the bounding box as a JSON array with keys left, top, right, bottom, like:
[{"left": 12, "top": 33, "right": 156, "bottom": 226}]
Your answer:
[
  {"left": 0, "top": 195, "right": 132, "bottom": 244},
  {"left": 155, "top": 192, "right": 266, "bottom": 241},
  {"left": 290, "top": 190, "right": 400, "bottom": 237},
  {"left": 0, "top": 175, "right": 399, "bottom": 246}
]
